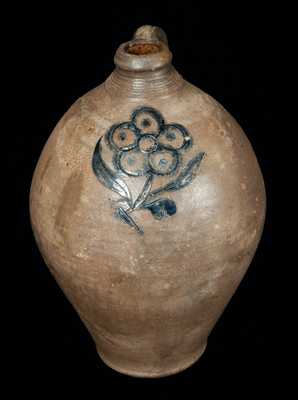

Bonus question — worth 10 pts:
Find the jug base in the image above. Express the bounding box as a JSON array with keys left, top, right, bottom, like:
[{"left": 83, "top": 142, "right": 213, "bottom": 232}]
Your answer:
[{"left": 97, "top": 342, "right": 207, "bottom": 378}]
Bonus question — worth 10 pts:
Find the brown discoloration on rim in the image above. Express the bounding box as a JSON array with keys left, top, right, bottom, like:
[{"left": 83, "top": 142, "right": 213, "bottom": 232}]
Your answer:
[
  {"left": 30, "top": 26, "right": 266, "bottom": 378},
  {"left": 126, "top": 42, "right": 161, "bottom": 55}
]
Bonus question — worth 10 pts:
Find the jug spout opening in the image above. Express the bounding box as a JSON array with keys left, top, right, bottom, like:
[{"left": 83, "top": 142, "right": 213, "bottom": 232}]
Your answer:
[
  {"left": 125, "top": 42, "right": 162, "bottom": 56},
  {"left": 114, "top": 26, "right": 172, "bottom": 72}
]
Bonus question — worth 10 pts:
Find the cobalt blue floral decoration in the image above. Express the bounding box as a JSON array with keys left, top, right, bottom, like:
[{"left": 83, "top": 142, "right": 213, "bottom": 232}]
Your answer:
[{"left": 92, "top": 106, "right": 205, "bottom": 234}]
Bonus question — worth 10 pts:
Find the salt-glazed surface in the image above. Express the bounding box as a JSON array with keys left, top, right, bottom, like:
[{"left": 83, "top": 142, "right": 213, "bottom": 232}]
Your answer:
[{"left": 30, "top": 26, "right": 266, "bottom": 377}]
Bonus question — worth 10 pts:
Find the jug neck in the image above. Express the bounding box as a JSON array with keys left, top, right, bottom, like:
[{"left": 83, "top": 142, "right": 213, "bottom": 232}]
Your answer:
[{"left": 104, "top": 25, "right": 184, "bottom": 98}]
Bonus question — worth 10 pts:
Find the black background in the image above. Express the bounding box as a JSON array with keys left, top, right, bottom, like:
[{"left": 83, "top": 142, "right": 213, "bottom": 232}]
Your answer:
[{"left": 13, "top": 3, "right": 273, "bottom": 398}]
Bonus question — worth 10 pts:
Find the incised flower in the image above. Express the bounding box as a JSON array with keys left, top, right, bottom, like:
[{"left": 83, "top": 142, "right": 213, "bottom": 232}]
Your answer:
[{"left": 106, "top": 107, "right": 192, "bottom": 177}]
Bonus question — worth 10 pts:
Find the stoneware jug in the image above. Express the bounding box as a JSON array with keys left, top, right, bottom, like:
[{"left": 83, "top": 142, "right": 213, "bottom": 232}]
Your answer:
[{"left": 30, "top": 26, "right": 266, "bottom": 377}]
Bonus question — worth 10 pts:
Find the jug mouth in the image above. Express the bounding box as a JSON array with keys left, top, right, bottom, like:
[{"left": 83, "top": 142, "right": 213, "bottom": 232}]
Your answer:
[
  {"left": 125, "top": 41, "right": 161, "bottom": 55},
  {"left": 114, "top": 39, "right": 172, "bottom": 72}
]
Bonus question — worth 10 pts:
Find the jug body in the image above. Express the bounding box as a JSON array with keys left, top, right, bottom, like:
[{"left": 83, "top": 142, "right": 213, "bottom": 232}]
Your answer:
[{"left": 30, "top": 26, "right": 266, "bottom": 377}]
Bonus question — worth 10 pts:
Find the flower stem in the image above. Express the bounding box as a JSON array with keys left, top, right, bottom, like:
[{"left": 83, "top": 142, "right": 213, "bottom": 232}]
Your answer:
[{"left": 132, "top": 174, "right": 153, "bottom": 210}]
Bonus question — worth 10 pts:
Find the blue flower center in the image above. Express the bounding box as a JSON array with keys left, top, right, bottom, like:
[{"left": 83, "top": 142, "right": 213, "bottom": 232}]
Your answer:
[
  {"left": 159, "top": 159, "right": 168, "bottom": 166},
  {"left": 119, "top": 131, "right": 127, "bottom": 141},
  {"left": 127, "top": 157, "right": 135, "bottom": 165},
  {"left": 166, "top": 131, "right": 176, "bottom": 141},
  {"left": 142, "top": 118, "right": 151, "bottom": 128}
]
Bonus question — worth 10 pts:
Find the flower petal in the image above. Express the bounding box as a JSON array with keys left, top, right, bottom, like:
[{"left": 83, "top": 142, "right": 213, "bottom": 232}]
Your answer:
[
  {"left": 148, "top": 149, "right": 179, "bottom": 175},
  {"left": 115, "top": 148, "right": 149, "bottom": 177},
  {"left": 131, "top": 106, "right": 164, "bottom": 136},
  {"left": 158, "top": 124, "right": 192, "bottom": 150},
  {"left": 106, "top": 122, "right": 139, "bottom": 151}
]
